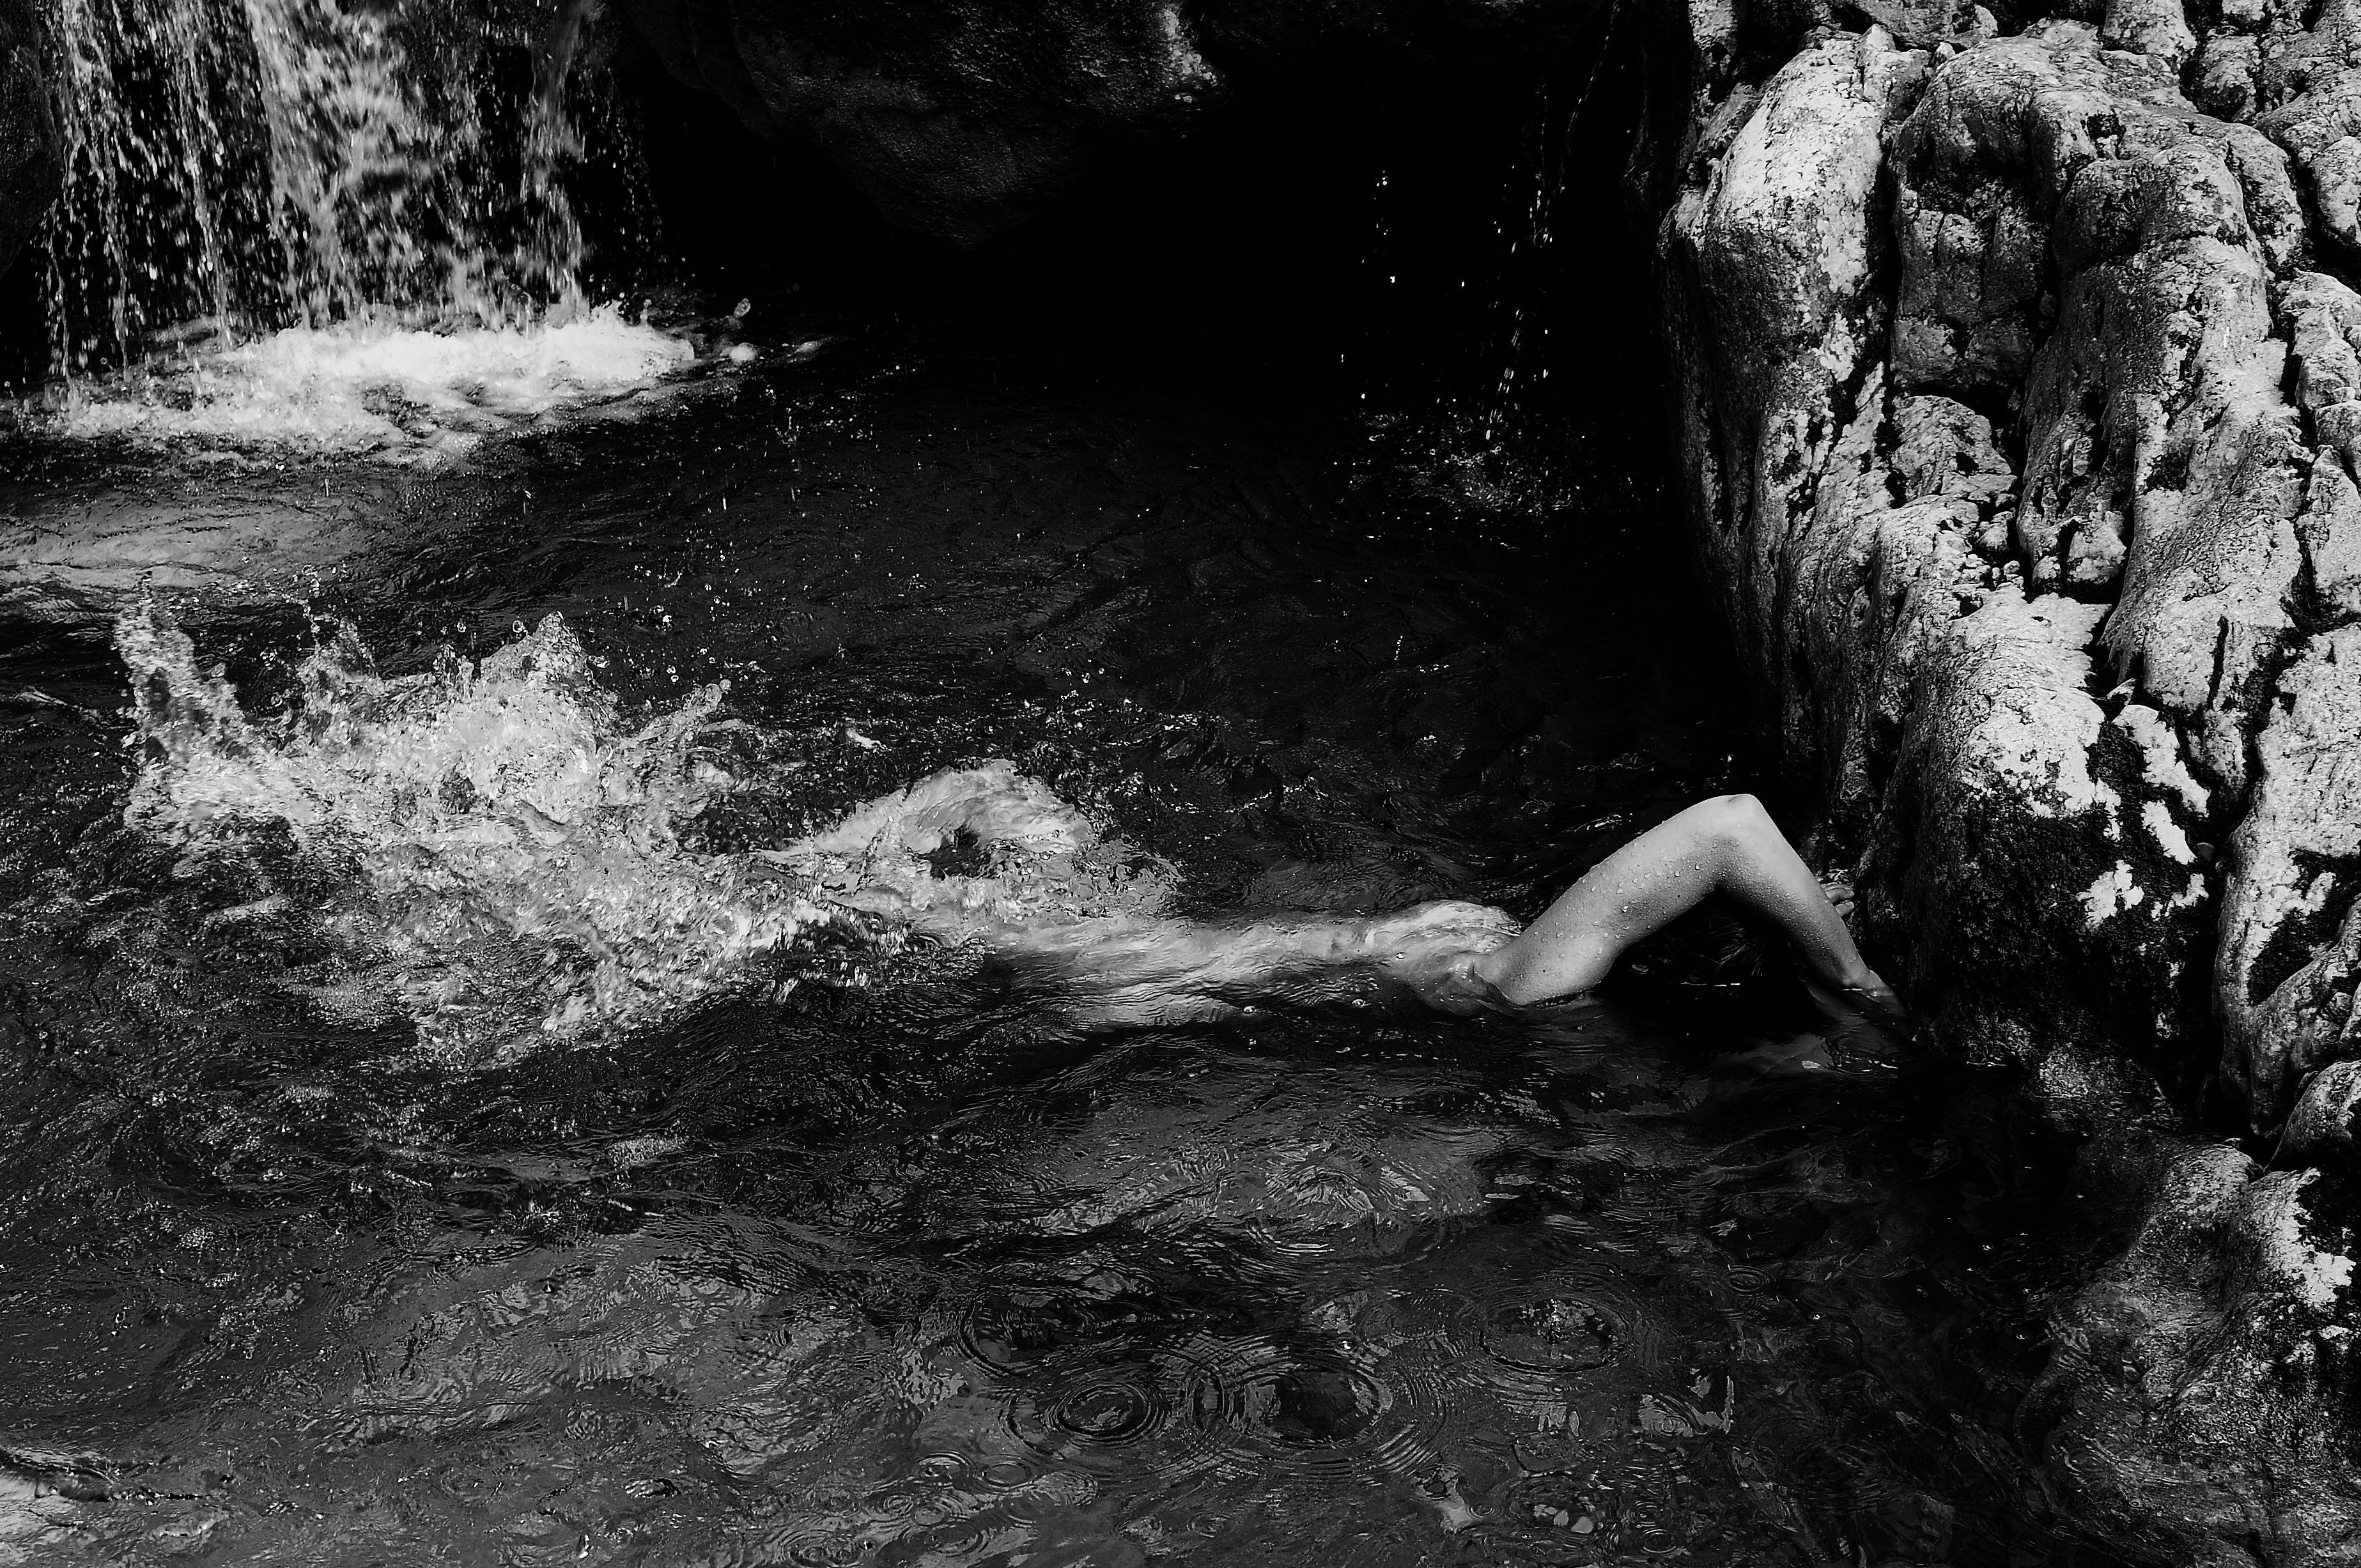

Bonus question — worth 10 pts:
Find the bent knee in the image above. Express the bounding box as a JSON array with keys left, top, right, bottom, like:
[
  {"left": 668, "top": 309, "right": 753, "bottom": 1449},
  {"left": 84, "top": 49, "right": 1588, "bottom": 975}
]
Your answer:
[{"left": 1694, "top": 792, "right": 1774, "bottom": 843}]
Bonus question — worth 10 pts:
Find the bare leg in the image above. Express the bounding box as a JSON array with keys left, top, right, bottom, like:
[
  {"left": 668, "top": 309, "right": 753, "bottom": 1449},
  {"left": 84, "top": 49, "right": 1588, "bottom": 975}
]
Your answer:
[{"left": 1468, "top": 794, "right": 1900, "bottom": 1017}]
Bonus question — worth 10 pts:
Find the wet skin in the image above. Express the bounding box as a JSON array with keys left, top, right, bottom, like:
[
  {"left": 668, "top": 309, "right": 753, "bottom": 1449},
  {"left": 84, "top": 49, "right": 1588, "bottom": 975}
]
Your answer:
[{"left": 1444, "top": 793, "right": 1900, "bottom": 1020}]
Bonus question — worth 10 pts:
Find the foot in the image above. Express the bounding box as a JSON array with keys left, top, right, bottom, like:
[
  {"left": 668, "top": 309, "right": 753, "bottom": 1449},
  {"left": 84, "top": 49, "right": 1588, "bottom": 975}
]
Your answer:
[{"left": 1808, "top": 967, "right": 1907, "bottom": 1033}]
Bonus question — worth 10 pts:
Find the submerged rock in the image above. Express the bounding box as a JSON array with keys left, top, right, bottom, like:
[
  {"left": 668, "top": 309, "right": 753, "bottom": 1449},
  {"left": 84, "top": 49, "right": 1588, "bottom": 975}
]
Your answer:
[
  {"left": 2036, "top": 1141, "right": 2360, "bottom": 1566},
  {"left": 0, "top": 0, "right": 61, "bottom": 277}
]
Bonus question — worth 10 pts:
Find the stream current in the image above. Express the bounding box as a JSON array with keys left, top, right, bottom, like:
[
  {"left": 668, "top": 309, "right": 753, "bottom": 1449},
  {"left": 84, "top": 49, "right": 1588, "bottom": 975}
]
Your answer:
[{"left": 0, "top": 323, "right": 2116, "bottom": 1566}]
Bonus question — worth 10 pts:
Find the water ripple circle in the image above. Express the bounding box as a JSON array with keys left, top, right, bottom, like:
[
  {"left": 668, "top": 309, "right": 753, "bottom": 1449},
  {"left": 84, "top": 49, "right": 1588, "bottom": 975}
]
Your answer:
[
  {"left": 1168, "top": 1330, "right": 1453, "bottom": 1482},
  {"left": 1001, "top": 1343, "right": 1196, "bottom": 1477},
  {"left": 1481, "top": 1295, "right": 1618, "bottom": 1371}
]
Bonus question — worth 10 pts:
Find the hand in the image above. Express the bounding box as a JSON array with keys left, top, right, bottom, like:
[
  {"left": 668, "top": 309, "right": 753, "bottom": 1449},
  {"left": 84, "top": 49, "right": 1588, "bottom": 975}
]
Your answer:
[{"left": 1817, "top": 870, "right": 1857, "bottom": 926}]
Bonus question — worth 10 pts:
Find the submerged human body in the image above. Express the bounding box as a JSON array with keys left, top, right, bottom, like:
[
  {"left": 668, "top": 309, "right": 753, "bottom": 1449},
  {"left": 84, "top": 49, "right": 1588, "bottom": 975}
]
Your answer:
[{"left": 995, "top": 794, "right": 1901, "bottom": 1028}]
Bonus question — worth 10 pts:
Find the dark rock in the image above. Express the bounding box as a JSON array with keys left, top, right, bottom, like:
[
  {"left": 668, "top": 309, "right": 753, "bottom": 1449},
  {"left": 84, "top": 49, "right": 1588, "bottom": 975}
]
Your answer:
[
  {"left": 2036, "top": 1139, "right": 2360, "bottom": 1568},
  {"left": 614, "top": 0, "right": 1220, "bottom": 244},
  {"left": 0, "top": 0, "right": 61, "bottom": 278},
  {"left": 612, "top": 0, "right": 1602, "bottom": 246}
]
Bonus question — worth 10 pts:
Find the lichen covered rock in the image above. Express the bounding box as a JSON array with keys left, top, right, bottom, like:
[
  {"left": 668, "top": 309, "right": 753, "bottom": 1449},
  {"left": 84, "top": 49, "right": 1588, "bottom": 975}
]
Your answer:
[
  {"left": 1657, "top": 9, "right": 2361, "bottom": 1556},
  {"left": 1663, "top": 24, "right": 2220, "bottom": 1086},
  {"left": 2221, "top": 631, "right": 2361, "bottom": 1125}
]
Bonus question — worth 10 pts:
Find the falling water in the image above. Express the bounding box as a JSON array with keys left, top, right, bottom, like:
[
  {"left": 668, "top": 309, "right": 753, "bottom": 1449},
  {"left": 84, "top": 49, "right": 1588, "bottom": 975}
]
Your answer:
[
  {"left": 1475, "top": 0, "right": 1628, "bottom": 451},
  {"left": 33, "top": 0, "right": 640, "bottom": 378},
  {"left": 1346, "top": 4, "right": 1640, "bottom": 511}
]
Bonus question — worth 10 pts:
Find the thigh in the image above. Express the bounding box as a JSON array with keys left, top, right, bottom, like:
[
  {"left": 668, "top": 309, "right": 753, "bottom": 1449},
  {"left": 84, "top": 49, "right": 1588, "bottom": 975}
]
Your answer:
[{"left": 1480, "top": 802, "right": 1731, "bottom": 1003}]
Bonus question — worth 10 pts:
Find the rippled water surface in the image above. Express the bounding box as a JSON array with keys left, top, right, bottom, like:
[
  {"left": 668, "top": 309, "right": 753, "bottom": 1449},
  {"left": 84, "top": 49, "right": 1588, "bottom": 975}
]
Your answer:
[{"left": 0, "top": 331, "right": 2110, "bottom": 1565}]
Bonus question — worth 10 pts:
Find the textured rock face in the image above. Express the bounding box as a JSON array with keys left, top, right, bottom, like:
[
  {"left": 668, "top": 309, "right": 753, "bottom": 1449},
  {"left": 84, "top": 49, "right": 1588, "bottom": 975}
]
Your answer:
[
  {"left": 1656, "top": 10, "right": 2361, "bottom": 1560},
  {"left": 612, "top": 0, "right": 1595, "bottom": 245},
  {"left": 0, "top": 0, "right": 61, "bottom": 277}
]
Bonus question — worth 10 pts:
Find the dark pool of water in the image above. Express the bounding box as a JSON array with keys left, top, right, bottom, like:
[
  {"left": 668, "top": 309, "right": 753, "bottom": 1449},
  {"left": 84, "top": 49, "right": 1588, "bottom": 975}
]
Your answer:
[{"left": 0, "top": 334, "right": 2117, "bottom": 1565}]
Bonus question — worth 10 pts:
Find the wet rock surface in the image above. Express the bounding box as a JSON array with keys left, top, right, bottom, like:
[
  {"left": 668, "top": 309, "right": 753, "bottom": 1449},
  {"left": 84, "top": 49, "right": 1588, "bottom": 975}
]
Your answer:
[{"left": 1655, "top": 6, "right": 2361, "bottom": 1560}]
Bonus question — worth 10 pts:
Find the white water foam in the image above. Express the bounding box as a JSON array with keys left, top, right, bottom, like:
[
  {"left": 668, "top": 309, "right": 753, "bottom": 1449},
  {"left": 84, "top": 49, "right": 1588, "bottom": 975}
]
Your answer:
[
  {"left": 50, "top": 308, "right": 701, "bottom": 460},
  {"left": 114, "top": 604, "right": 1175, "bottom": 1062}
]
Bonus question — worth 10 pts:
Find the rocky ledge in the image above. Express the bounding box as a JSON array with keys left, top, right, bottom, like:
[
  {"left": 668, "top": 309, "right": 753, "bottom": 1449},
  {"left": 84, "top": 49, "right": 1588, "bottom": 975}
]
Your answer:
[{"left": 1654, "top": 6, "right": 2361, "bottom": 1558}]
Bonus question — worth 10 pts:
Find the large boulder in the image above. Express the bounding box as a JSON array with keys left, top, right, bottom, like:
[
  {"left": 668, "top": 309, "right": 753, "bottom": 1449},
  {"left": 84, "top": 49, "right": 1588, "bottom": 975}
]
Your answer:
[
  {"left": 1657, "top": 10, "right": 2361, "bottom": 1560},
  {"left": 0, "top": 0, "right": 61, "bottom": 277},
  {"left": 610, "top": 0, "right": 1599, "bottom": 245}
]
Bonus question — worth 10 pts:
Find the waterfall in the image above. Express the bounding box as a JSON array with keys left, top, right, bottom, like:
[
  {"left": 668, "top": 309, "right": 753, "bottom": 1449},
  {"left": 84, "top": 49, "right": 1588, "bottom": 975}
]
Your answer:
[{"left": 33, "top": 0, "right": 642, "bottom": 379}]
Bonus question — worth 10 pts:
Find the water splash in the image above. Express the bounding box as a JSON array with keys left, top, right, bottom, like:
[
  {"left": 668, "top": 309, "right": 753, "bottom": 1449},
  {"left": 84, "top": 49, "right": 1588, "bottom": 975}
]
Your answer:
[
  {"left": 112, "top": 605, "right": 1178, "bottom": 1062},
  {"left": 50, "top": 305, "right": 699, "bottom": 456},
  {"left": 759, "top": 765, "right": 1173, "bottom": 935},
  {"left": 117, "top": 601, "right": 809, "bottom": 1058}
]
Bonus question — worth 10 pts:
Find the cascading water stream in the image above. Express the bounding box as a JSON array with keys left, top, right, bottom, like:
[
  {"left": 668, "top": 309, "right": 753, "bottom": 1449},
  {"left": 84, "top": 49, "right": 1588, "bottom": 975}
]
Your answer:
[
  {"left": 39, "top": 0, "right": 617, "bottom": 371},
  {"left": 1473, "top": 0, "right": 1630, "bottom": 454},
  {"left": 17, "top": 0, "right": 703, "bottom": 457}
]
